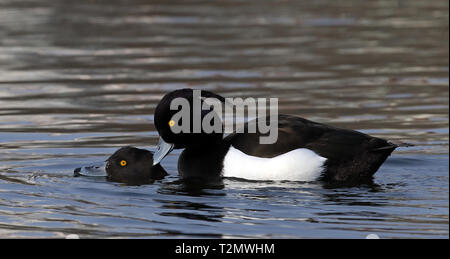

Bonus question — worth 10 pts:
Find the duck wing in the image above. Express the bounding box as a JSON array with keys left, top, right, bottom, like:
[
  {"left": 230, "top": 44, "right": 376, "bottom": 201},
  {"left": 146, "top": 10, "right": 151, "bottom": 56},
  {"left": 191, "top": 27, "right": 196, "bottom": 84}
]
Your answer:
[{"left": 225, "top": 114, "right": 396, "bottom": 179}]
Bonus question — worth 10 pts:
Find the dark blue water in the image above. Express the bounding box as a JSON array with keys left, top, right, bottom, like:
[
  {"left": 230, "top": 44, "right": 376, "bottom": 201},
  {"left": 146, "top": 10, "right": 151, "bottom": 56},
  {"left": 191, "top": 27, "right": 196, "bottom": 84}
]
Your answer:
[{"left": 0, "top": 0, "right": 448, "bottom": 238}]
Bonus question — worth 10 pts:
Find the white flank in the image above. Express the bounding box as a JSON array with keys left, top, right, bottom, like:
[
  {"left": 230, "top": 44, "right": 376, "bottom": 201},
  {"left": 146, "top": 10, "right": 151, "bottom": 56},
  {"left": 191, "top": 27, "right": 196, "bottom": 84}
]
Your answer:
[{"left": 222, "top": 146, "right": 327, "bottom": 181}]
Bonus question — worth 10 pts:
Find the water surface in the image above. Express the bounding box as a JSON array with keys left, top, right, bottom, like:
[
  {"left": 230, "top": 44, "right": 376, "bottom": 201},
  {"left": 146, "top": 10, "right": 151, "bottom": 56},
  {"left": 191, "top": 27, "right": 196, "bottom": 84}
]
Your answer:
[{"left": 0, "top": 0, "right": 448, "bottom": 238}]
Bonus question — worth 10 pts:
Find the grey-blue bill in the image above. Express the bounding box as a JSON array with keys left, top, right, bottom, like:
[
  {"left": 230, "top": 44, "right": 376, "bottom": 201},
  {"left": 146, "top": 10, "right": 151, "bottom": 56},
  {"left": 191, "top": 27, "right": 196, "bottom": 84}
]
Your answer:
[
  {"left": 73, "top": 161, "right": 107, "bottom": 177},
  {"left": 153, "top": 137, "right": 174, "bottom": 165}
]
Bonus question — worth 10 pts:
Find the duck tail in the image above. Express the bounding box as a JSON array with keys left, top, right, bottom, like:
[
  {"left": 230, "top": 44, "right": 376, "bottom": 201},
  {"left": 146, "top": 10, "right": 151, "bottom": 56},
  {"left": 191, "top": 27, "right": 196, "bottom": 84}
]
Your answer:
[{"left": 372, "top": 141, "right": 413, "bottom": 152}]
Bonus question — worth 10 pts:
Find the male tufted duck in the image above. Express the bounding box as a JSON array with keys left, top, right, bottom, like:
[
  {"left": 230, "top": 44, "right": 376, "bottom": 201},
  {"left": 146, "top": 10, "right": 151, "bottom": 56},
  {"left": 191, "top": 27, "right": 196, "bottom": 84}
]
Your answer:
[{"left": 152, "top": 89, "right": 399, "bottom": 184}]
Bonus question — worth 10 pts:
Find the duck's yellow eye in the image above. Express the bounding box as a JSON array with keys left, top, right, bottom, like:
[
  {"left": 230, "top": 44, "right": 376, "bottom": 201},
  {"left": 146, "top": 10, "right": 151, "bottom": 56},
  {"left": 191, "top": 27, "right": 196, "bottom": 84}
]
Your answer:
[
  {"left": 168, "top": 120, "right": 175, "bottom": 127},
  {"left": 120, "top": 160, "right": 127, "bottom": 166}
]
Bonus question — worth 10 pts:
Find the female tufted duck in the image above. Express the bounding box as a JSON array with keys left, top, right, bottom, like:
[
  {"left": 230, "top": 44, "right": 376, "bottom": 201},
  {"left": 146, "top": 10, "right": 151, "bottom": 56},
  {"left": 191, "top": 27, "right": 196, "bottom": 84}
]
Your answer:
[{"left": 74, "top": 146, "right": 167, "bottom": 185}]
